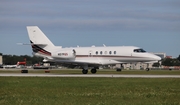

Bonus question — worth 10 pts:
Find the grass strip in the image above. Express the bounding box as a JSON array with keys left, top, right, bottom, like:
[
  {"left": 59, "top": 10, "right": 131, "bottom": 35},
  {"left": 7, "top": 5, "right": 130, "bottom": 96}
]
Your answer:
[{"left": 0, "top": 77, "right": 180, "bottom": 105}]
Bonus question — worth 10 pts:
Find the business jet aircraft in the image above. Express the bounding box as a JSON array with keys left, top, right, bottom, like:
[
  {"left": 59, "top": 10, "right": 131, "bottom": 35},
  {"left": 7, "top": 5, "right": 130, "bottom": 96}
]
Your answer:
[{"left": 27, "top": 26, "right": 161, "bottom": 74}]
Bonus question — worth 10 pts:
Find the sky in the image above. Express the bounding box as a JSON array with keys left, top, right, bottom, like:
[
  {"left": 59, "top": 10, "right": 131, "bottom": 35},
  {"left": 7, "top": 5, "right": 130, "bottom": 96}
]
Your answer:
[{"left": 0, "top": 0, "right": 180, "bottom": 57}]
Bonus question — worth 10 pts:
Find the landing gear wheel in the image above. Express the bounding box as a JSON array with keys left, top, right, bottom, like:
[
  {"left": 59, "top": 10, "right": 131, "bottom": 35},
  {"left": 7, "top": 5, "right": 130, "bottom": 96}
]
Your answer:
[
  {"left": 146, "top": 68, "right": 150, "bottom": 71},
  {"left": 116, "top": 68, "right": 122, "bottom": 72},
  {"left": 82, "top": 69, "right": 88, "bottom": 74},
  {"left": 91, "top": 69, "right": 97, "bottom": 74}
]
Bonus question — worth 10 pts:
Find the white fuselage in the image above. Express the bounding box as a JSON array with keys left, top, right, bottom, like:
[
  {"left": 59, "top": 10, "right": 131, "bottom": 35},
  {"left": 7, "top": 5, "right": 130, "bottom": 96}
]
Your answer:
[
  {"left": 27, "top": 26, "right": 161, "bottom": 73},
  {"left": 34, "top": 46, "right": 161, "bottom": 66}
]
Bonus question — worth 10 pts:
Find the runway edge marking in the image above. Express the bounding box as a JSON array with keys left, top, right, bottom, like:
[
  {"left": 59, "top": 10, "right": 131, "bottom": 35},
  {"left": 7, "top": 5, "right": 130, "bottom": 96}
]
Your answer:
[{"left": 0, "top": 74, "right": 180, "bottom": 78}]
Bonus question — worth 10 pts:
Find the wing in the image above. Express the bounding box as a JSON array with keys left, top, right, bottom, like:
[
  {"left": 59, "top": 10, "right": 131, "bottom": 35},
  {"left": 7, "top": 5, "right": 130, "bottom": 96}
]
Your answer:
[{"left": 57, "top": 59, "right": 124, "bottom": 68}]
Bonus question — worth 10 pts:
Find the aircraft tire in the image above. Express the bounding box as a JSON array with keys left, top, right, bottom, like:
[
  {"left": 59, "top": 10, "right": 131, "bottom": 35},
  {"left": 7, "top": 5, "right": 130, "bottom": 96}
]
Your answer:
[
  {"left": 146, "top": 68, "right": 150, "bottom": 71},
  {"left": 91, "top": 69, "right": 97, "bottom": 74},
  {"left": 82, "top": 69, "right": 88, "bottom": 74},
  {"left": 21, "top": 70, "right": 28, "bottom": 73},
  {"left": 116, "top": 68, "right": 121, "bottom": 72}
]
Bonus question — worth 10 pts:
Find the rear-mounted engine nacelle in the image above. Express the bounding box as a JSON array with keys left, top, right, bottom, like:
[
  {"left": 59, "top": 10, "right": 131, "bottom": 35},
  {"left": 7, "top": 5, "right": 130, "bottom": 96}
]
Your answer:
[{"left": 52, "top": 49, "right": 76, "bottom": 59}]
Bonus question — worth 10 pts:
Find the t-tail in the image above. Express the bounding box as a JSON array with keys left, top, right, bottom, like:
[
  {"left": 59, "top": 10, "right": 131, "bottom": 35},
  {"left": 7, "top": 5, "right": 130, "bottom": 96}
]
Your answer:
[{"left": 27, "top": 26, "right": 55, "bottom": 57}]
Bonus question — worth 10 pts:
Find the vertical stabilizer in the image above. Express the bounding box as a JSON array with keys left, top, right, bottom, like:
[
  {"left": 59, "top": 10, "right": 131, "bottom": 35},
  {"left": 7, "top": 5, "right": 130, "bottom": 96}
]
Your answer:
[{"left": 27, "top": 26, "right": 55, "bottom": 56}]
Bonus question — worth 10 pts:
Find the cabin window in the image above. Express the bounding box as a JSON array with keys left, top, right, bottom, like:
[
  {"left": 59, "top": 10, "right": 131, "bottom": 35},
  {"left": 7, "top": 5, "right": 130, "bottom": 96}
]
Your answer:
[
  {"left": 96, "top": 51, "right": 98, "bottom": 55},
  {"left": 114, "top": 51, "right": 116, "bottom": 54},
  {"left": 109, "top": 51, "right": 112, "bottom": 55},
  {"left": 134, "top": 49, "right": 146, "bottom": 53},
  {"left": 100, "top": 51, "right": 103, "bottom": 55}
]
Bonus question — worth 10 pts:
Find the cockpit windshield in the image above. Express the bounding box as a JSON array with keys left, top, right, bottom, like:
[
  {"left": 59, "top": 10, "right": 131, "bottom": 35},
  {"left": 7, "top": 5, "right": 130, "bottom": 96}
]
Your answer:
[{"left": 134, "top": 49, "right": 146, "bottom": 53}]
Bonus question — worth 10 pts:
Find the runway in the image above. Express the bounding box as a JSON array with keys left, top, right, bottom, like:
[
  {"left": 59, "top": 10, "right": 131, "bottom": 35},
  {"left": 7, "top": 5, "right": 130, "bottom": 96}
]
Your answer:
[{"left": 0, "top": 73, "right": 180, "bottom": 78}]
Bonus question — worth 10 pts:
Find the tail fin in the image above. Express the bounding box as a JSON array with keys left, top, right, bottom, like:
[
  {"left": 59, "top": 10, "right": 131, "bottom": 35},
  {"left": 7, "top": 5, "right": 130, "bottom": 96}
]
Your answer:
[{"left": 27, "top": 26, "right": 54, "bottom": 56}]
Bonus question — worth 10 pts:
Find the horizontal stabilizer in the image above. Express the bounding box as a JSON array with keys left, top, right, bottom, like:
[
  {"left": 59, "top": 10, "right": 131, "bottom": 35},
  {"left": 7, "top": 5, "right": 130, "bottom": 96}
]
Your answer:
[{"left": 17, "top": 43, "right": 47, "bottom": 46}]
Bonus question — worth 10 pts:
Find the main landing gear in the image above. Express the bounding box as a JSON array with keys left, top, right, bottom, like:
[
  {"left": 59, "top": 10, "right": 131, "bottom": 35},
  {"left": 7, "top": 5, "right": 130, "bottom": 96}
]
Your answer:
[
  {"left": 82, "top": 68, "right": 97, "bottom": 74},
  {"left": 91, "top": 68, "right": 97, "bottom": 74},
  {"left": 82, "top": 69, "right": 88, "bottom": 74}
]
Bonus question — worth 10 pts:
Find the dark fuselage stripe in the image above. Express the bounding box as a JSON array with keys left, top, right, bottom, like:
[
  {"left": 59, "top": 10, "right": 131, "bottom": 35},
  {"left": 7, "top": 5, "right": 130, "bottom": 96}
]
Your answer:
[
  {"left": 30, "top": 40, "right": 51, "bottom": 56},
  {"left": 75, "top": 55, "right": 144, "bottom": 58}
]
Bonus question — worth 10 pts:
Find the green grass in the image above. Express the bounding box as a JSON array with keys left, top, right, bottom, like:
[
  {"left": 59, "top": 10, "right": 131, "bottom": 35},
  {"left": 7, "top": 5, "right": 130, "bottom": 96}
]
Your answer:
[
  {"left": 0, "top": 69, "right": 180, "bottom": 75},
  {"left": 0, "top": 77, "right": 180, "bottom": 105}
]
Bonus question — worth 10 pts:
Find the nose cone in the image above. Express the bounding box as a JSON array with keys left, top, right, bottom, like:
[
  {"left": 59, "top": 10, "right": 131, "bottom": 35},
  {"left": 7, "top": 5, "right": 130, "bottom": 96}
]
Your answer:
[{"left": 154, "top": 55, "right": 161, "bottom": 61}]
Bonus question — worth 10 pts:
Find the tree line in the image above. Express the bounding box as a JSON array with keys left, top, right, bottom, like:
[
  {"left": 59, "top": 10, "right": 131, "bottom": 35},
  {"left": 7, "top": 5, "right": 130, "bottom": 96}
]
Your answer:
[
  {"left": 153, "top": 55, "right": 180, "bottom": 67},
  {"left": 2, "top": 54, "right": 43, "bottom": 65},
  {"left": 1, "top": 53, "right": 180, "bottom": 66}
]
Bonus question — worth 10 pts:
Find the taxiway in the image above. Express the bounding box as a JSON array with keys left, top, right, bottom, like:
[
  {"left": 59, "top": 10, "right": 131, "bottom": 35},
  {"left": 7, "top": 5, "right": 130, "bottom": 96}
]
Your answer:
[{"left": 0, "top": 73, "right": 180, "bottom": 78}]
